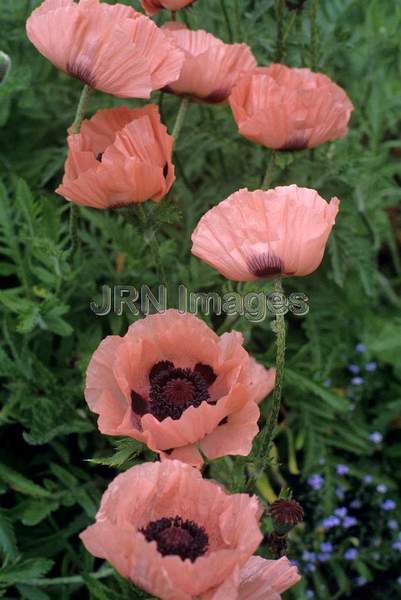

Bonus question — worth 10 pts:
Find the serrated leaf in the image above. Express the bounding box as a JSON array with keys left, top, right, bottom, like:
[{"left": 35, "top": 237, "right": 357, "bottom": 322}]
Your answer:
[
  {"left": 87, "top": 438, "right": 146, "bottom": 470},
  {"left": 16, "top": 585, "right": 50, "bottom": 600},
  {"left": 286, "top": 369, "right": 349, "bottom": 412},
  {"left": 18, "top": 499, "right": 59, "bottom": 526},
  {"left": 0, "top": 464, "right": 51, "bottom": 499},
  {"left": 0, "top": 558, "right": 54, "bottom": 586},
  {"left": 0, "top": 510, "right": 17, "bottom": 562}
]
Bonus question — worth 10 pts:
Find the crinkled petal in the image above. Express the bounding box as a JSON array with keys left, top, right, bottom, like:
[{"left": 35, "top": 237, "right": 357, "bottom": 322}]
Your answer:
[
  {"left": 238, "top": 556, "right": 301, "bottom": 599},
  {"left": 191, "top": 186, "right": 339, "bottom": 280}
]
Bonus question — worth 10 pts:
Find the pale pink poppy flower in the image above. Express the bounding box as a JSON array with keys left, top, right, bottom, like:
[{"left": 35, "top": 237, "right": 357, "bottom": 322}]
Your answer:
[
  {"left": 141, "top": 0, "right": 196, "bottom": 15},
  {"left": 229, "top": 64, "right": 354, "bottom": 149},
  {"left": 191, "top": 185, "right": 339, "bottom": 281},
  {"left": 80, "top": 461, "right": 300, "bottom": 600},
  {"left": 26, "top": 0, "right": 184, "bottom": 98},
  {"left": 56, "top": 104, "right": 174, "bottom": 208},
  {"left": 85, "top": 310, "right": 275, "bottom": 466},
  {"left": 162, "top": 23, "right": 257, "bottom": 103}
]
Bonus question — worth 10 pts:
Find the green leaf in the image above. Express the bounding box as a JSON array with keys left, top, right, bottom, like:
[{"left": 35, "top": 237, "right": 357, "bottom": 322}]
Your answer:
[
  {"left": 0, "top": 464, "right": 51, "bottom": 499},
  {"left": 16, "top": 585, "right": 50, "bottom": 600},
  {"left": 18, "top": 499, "right": 59, "bottom": 526},
  {"left": 0, "top": 558, "right": 54, "bottom": 586},
  {"left": 286, "top": 369, "right": 350, "bottom": 412},
  {"left": 0, "top": 510, "right": 17, "bottom": 563},
  {"left": 87, "top": 438, "right": 147, "bottom": 471}
]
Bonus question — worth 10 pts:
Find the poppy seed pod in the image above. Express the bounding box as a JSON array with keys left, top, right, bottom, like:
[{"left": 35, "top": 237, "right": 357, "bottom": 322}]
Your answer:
[{"left": 270, "top": 499, "right": 305, "bottom": 535}]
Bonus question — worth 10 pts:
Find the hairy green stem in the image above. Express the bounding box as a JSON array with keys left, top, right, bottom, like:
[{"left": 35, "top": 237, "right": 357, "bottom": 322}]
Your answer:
[
  {"left": 264, "top": 278, "right": 286, "bottom": 457},
  {"left": 310, "top": 0, "right": 319, "bottom": 70},
  {"left": 283, "top": 10, "right": 297, "bottom": 48},
  {"left": 71, "top": 84, "right": 92, "bottom": 134},
  {"left": 275, "top": 0, "right": 285, "bottom": 62},
  {"left": 219, "top": 0, "right": 233, "bottom": 42},
  {"left": 262, "top": 150, "right": 277, "bottom": 190},
  {"left": 69, "top": 203, "right": 79, "bottom": 255},
  {"left": 248, "top": 278, "right": 286, "bottom": 488},
  {"left": 234, "top": 0, "right": 243, "bottom": 41},
  {"left": 69, "top": 85, "right": 91, "bottom": 255},
  {"left": 172, "top": 97, "right": 190, "bottom": 143}
]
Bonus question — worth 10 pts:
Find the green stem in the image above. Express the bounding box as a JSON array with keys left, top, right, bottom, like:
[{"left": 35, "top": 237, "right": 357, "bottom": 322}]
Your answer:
[
  {"left": 248, "top": 278, "right": 286, "bottom": 487},
  {"left": 275, "top": 0, "right": 285, "bottom": 62},
  {"left": 137, "top": 205, "right": 166, "bottom": 285},
  {"left": 234, "top": 0, "right": 243, "bottom": 41},
  {"left": 264, "top": 278, "right": 286, "bottom": 456},
  {"left": 24, "top": 566, "right": 113, "bottom": 587},
  {"left": 262, "top": 150, "right": 277, "bottom": 190},
  {"left": 159, "top": 90, "right": 165, "bottom": 121},
  {"left": 69, "top": 203, "right": 79, "bottom": 255},
  {"left": 68, "top": 85, "right": 91, "bottom": 255},
  {"left": 310, "top": 0, "right": 319, "bottom": 70},
  {"left": 219, "top": 0, "right": 234, "bottom": 42},
  {"left": 172, "top": 97, "right": 190, "bottom": 143},
  {"left": 283, "top": 10, "right": 297, "bottom": 48},
  {"left": 71, "top": 84, "right": 92, "bottom": 134}
]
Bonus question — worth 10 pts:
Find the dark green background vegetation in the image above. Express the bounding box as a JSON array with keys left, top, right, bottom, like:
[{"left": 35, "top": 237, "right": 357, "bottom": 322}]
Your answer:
[{"left": 1, "top": 0, "right": 401, "bottom": 598}]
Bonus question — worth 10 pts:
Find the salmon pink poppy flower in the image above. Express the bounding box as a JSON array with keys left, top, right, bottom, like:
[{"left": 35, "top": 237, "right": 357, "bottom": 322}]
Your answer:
[
  {"left": 229, "top": 64, "right": 354, "bottom": 149},
  {"left": 26, "top": 0, "right": 184, "bottom": 98},
  {"left": 80, "top": 461, "right": 300, "bottom": 600},
  {"left": 162, "top": 23, "right": 256, "bottom": 103},
  {"left": 141, "top": 0, "right": 196, "bottom": 15},
  {"left": 55, "top": 104, "right": 174, "bottom": 208},
  {"left": 85, "top": 310, "right": 275, "bottom": 466},
  {"left": 191, "top": 185, "right": 339, "bottom": 281}
]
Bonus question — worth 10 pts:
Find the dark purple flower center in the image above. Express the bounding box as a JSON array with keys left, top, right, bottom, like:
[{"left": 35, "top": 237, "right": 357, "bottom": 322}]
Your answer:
[
  {"left": 204, "top": 88, "right": 230, "bottom": 103},
  {"left": 247, "top": 252, "right": 283, "bottom": 278},
  {"left": 66, "top": 61, "right": 96, "bottom": 88},
  {"left": 149, "top": 360, "right": 175, "bottom": 383},
  {"left": 149, "top": 367, "right": 209, "bottom": 421},
  {"left": 280, "top": 132, "right": 309, "bottom": 151},
  {"left": 131, "top": 361, "right": 217, "bottom": 422},
  {"left": 140, "top": 515, "right": 208, "bottom": 562}
]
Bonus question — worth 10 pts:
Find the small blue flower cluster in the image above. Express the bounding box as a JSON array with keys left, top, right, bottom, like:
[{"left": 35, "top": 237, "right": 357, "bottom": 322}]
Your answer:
[
  {"left": 382, "top": 499, "right": 396, "bottom": 511},
  {"left": 301, "top": 542, "right": 336, "bottom": 572},
  {"left": 336, "top": 464, "right": 349, "bottom": 476},
  {"left": 307, "top": 473, "right": 324, "bottom": 491},
  {"left": 344, "top": 547, "right": 358, "bottom": 560},
  {"left": 321, "top": 506, "right": 357, "bottom": 530},
  {"left": 346, "top": 343, "right": 378, "bottom": 387}
]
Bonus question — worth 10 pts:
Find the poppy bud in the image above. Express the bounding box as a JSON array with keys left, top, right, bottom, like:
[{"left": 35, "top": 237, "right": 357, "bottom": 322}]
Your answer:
[{"left": 270, "top": 498, "right": 304, "bottom": 535}]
